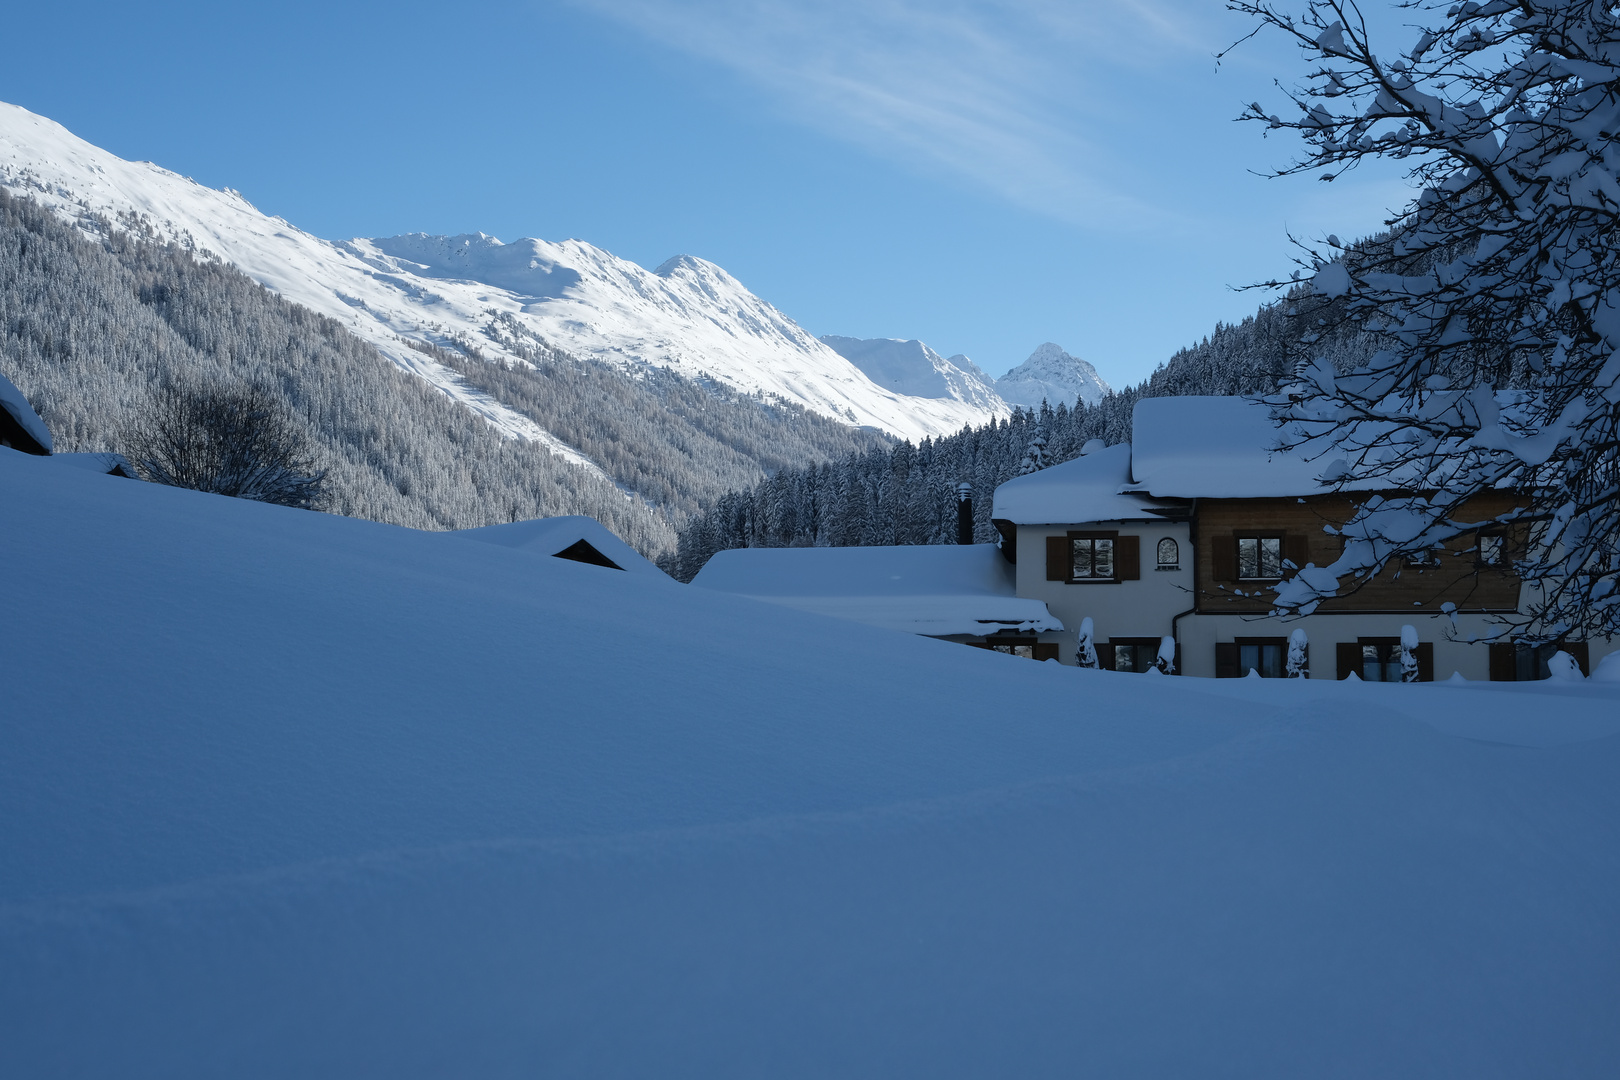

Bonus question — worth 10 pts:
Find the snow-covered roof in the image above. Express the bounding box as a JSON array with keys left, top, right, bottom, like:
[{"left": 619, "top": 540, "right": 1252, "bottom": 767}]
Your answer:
[
  {"left": 692, "top": 543, "right": 1062, "bottom": 637},
  {"left": 453, "top": 516, "right": 670, "bottom": 579},
  {"left": 992, "top": 443, "right": 1184, "bottom": 525},
  {"left": 0, "top": 371, "right": 52, "bottom": 454},
  {"left": 1127, "top": 396, "right": 1374, "bottom": 499}
]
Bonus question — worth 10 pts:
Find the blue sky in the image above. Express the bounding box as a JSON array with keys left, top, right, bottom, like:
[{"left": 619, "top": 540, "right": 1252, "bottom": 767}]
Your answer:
[{"left": 3, "top": 0, "right": 1413, "bottom": 385}]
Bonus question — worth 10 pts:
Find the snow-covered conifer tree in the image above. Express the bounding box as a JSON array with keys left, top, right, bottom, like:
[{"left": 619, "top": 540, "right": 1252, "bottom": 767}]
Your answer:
[
  {"left": 1400, "top": 625, "right": 1420, "bottom": 683},
  {"left": 1236, "top": 0, "right": 1620, "bottom": 638},
  {"left": 1076, "top": 618, "right": 1099, "bottom": 669},
  {"left": 1155, "top": 635, "right": 1177, "bottom": 674},
  {"left": 1287, "top": 628, "right": 1309, "bottom": 678}
]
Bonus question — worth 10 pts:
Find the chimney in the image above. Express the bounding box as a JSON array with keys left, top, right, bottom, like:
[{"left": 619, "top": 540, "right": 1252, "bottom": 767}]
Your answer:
[{"left": 955, "top": 482, "right": 974, "bottom": 545}]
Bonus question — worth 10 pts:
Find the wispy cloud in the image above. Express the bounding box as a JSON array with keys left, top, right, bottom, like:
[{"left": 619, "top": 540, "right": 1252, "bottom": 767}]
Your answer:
[{"left": 571, "top": 0, "right": 1231, "bottom": 228}]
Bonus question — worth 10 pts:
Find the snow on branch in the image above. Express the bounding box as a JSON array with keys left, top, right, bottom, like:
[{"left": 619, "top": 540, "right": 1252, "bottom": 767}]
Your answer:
[{"left": 1230, "top": 0, "right": 1620, "bottom": 639}]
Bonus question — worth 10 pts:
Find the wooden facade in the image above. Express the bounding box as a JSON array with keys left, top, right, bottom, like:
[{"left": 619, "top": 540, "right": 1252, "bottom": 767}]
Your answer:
[{"left": 1193, "top": 494, "right": 1522, "bottom": 615}]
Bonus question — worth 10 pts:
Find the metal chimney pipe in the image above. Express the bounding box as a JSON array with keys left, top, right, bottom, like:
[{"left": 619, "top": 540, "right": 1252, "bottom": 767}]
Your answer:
[{"left": 955, "top": 482, "right": 974, "bottom": 545}]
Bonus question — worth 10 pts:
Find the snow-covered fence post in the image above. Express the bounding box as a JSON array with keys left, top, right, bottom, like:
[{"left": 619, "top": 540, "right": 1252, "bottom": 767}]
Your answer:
[
  {"left": 1400, "top": 625, "right": 1420, "bottom": 684},
  {"left": 1076, "top": 618, "right": 1099, "bottom": 670},
  {"left": 1287, "top": 629, "right": 1309, "bottom": 678},
  {"left": 1154, "top": 635, "right": 1176, "bottom": 675}
]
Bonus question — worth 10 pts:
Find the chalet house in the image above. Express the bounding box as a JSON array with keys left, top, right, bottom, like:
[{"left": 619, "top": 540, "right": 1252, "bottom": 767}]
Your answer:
[
  {"left": 692, "top": 543, "right": 1063, "bottom": 656},
  {"left": 992, "top": 396, "right": 1612, "bottom": 681}
]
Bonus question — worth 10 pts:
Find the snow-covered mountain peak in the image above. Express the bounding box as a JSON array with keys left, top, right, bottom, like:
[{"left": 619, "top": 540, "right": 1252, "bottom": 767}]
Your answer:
[
  {"left": 995, "top": 343, "right": 1110, "bottom": 408},
  {"left": 820, "top": 336, "right": 1008, "bottom": 418},
  {"left": 0, "top": 98, "right": 1008, "bottom": 443}
]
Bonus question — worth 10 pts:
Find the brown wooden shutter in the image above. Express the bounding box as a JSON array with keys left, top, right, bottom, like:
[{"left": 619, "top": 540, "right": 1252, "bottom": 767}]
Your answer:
[
  {"left": 1285, "top": 534, "right": 1310, "bottom": 571},
  {"left": 1045, "top": 536, "right": 1068, "bottom": 581},
  {"left": 1033, "top": 643, "right": 1061, "bottom": 662},
  {"left": 1117, "top": 535, "right": 1140, "bottom": 580},
  {"left": 1210, "top": 535, "right": 1235, "bottom": 582},
  {"left": 1336, "top": 642, "right": 1361, "bottom": 680},
  {"left": 1567, "top": 642, "right": 1590, "bottom": 676},
  {"left": 1416, "top": 642, "right": 1434, "bottom": 682},
  {"left": 1215, "top": 642, "right": 1241, "bottom": 678},
  {"left": 1488, "top": 642, "right": 1516, "bottom": 681}
]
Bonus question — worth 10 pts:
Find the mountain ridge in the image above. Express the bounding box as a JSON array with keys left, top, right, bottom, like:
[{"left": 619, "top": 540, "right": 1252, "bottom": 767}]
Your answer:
[{"left": 0, "top": 100, "right": 1000, "bottom": 445}]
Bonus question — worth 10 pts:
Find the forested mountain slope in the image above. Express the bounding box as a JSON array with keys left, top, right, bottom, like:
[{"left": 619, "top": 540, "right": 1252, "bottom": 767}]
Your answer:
[
  {"left": 0, "top": 189, "right": 882, "bottom": 552},
  {"left": 0, "top": 100, "right": 1001, "bottom": 442}
]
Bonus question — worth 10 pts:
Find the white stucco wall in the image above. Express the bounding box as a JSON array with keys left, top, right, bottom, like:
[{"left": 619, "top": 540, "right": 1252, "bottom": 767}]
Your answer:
[{"left": 1015, "top": 522, "right": 1193, "bottom": 663}]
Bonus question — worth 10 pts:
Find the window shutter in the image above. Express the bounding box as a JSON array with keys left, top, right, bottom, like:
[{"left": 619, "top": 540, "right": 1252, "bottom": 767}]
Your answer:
[
  {"left": 1488, "top": 642, "right": 1516, "bottom": 681},
  {"left": 1566, "top": 642, "right": 1590, "bottom": 676},
  {"left": 1215, "top": 642, "right": 1241, "bottom": 679},
  {"left": 1117, "top": 535, "right": 1140, "bottom": 580},
  {"left": 1210, "top": 535, "right": 1235, "bottom": 581},
  {"left": 1336, "top": 642, "right": 1361, "bottom": 680},
  {"left": 1033, "top": 643, "right": 1061, "bottom": 663},
  {"left": 1045, "top": 536, "right": 1068, "bottom": 581},
  {"left": 1416, "top": 642, "right": 1434, "bottom": 682},
  {"left": 1285, "top": 534, "right": 1310, "bottom": 571}
]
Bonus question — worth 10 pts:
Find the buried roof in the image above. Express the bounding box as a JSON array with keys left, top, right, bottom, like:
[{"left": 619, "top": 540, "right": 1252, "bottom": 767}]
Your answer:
[
  {"left": 692, "top": 543, "right": 1062, "bottom": 637},
  {"left": 452, "top": 516, "right": 670, "bottom": 579},
  {"left": 0, "top": 371, "right": 52, "bottom": 455}
]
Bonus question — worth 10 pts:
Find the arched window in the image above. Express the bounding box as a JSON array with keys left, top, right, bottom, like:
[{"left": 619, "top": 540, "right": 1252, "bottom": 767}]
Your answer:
[{"left": 1156, "top": 537, "right": 1180, "bottom": 569}]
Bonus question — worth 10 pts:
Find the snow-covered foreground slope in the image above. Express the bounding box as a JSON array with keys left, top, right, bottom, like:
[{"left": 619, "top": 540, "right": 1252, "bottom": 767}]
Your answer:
[
  {"left": 997, "top": 341, "right": 1111, "bottom": 407},
  {"left": 3, "top": 451, "right": 1619, "bottom": 1077},
  {"left": 0, "top": 101, "right": 992, "bottom": 443}
]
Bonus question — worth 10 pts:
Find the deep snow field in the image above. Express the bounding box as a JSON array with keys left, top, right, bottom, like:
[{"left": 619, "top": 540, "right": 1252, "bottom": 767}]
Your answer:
[{"left": 3, "top": 447, "right": 1618, "bottom": 1078}]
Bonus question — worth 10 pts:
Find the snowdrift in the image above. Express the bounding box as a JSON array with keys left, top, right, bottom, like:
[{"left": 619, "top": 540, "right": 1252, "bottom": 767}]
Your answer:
[{"left": 2, "top": 448, "right": 1618, "bottom": 1078}]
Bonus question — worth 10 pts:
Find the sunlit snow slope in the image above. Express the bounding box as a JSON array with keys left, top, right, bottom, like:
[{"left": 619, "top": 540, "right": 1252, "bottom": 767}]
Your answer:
[
  {"left": 4, "top": 450, "right": 1619, "bottom": 1078},
  {"left": 0, "top": 101, "right": 992, "bottom": 443}
]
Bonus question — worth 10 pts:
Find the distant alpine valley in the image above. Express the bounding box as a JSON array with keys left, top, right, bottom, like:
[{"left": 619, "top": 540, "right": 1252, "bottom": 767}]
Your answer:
[{"left": 0, "top": 97, "right": 1353, "bottom": 563}]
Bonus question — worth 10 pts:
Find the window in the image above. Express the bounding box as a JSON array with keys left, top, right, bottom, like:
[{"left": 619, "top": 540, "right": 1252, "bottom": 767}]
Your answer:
[
  {"left": 1156, "top": 537, "right": 1180, "bottom": 570},
  {"left": 1477, "top": 531, "right": 1505, "bottom": 567},
  {"left": 1336, "top": 638, "right": 1434, "bottom": 681},
  {"left": 1216, "top": 637, "right": 1287, "bottom": 678},
  {"left": 1237, "top": 536, "right": 1283, "bottom": 580},
  {"left": 968, "top": 638, "right": 1060, "bottom": 661},
  {"left": 1240, "top": 641, "right": 1286, "bottom": 678},
  {"left": 1359, "top": 642, "right": 1405, "bottom": 682},
  {"left": 1072, "top": 536, "right": 1115, "bottom": 580},
  {"left": 1108, "top": 637, "right": 1172, "bottom": 670},
  {"left": 1046, "top": 533, "right": 1140, "bottom": 583}
]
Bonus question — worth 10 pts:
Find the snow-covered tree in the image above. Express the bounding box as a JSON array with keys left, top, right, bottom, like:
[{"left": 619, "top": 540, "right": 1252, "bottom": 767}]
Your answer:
[
  {"left": 1077, "top": 617, "right": 1100, "bottom": 669},
  {"left": 1400, "top": 624, "right": 1421, "bottom": 683},
  {"left": 1155, "top": 635, "right": 1177, "bottom": 674},
  {"left": 125, "top": 381, "right": 328, "bottom": 509},
  {"left": 1017, "top": 435, "right": 1048, "bottom": 476},
  {"left": 1287, "top": 628, "right": 1310, "bottom": 678},
  {"left": 1236, "top": 0, "right": 1620, "bottom": 640}
]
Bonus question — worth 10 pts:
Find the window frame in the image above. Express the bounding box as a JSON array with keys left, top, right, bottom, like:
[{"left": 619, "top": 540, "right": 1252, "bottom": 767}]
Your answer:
[
  {"left": 1066, "top": 530, "right": 1120, "bottom": 584},
  {"left": 1155, "top": 537, "right": 1181, "bottom": 571},
  {"left": 1234, "top": 532, "right": 1286, "bottom": 581},
  {"left": 1476, "top": 529, "right": 1506, "bottom": 568}
]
